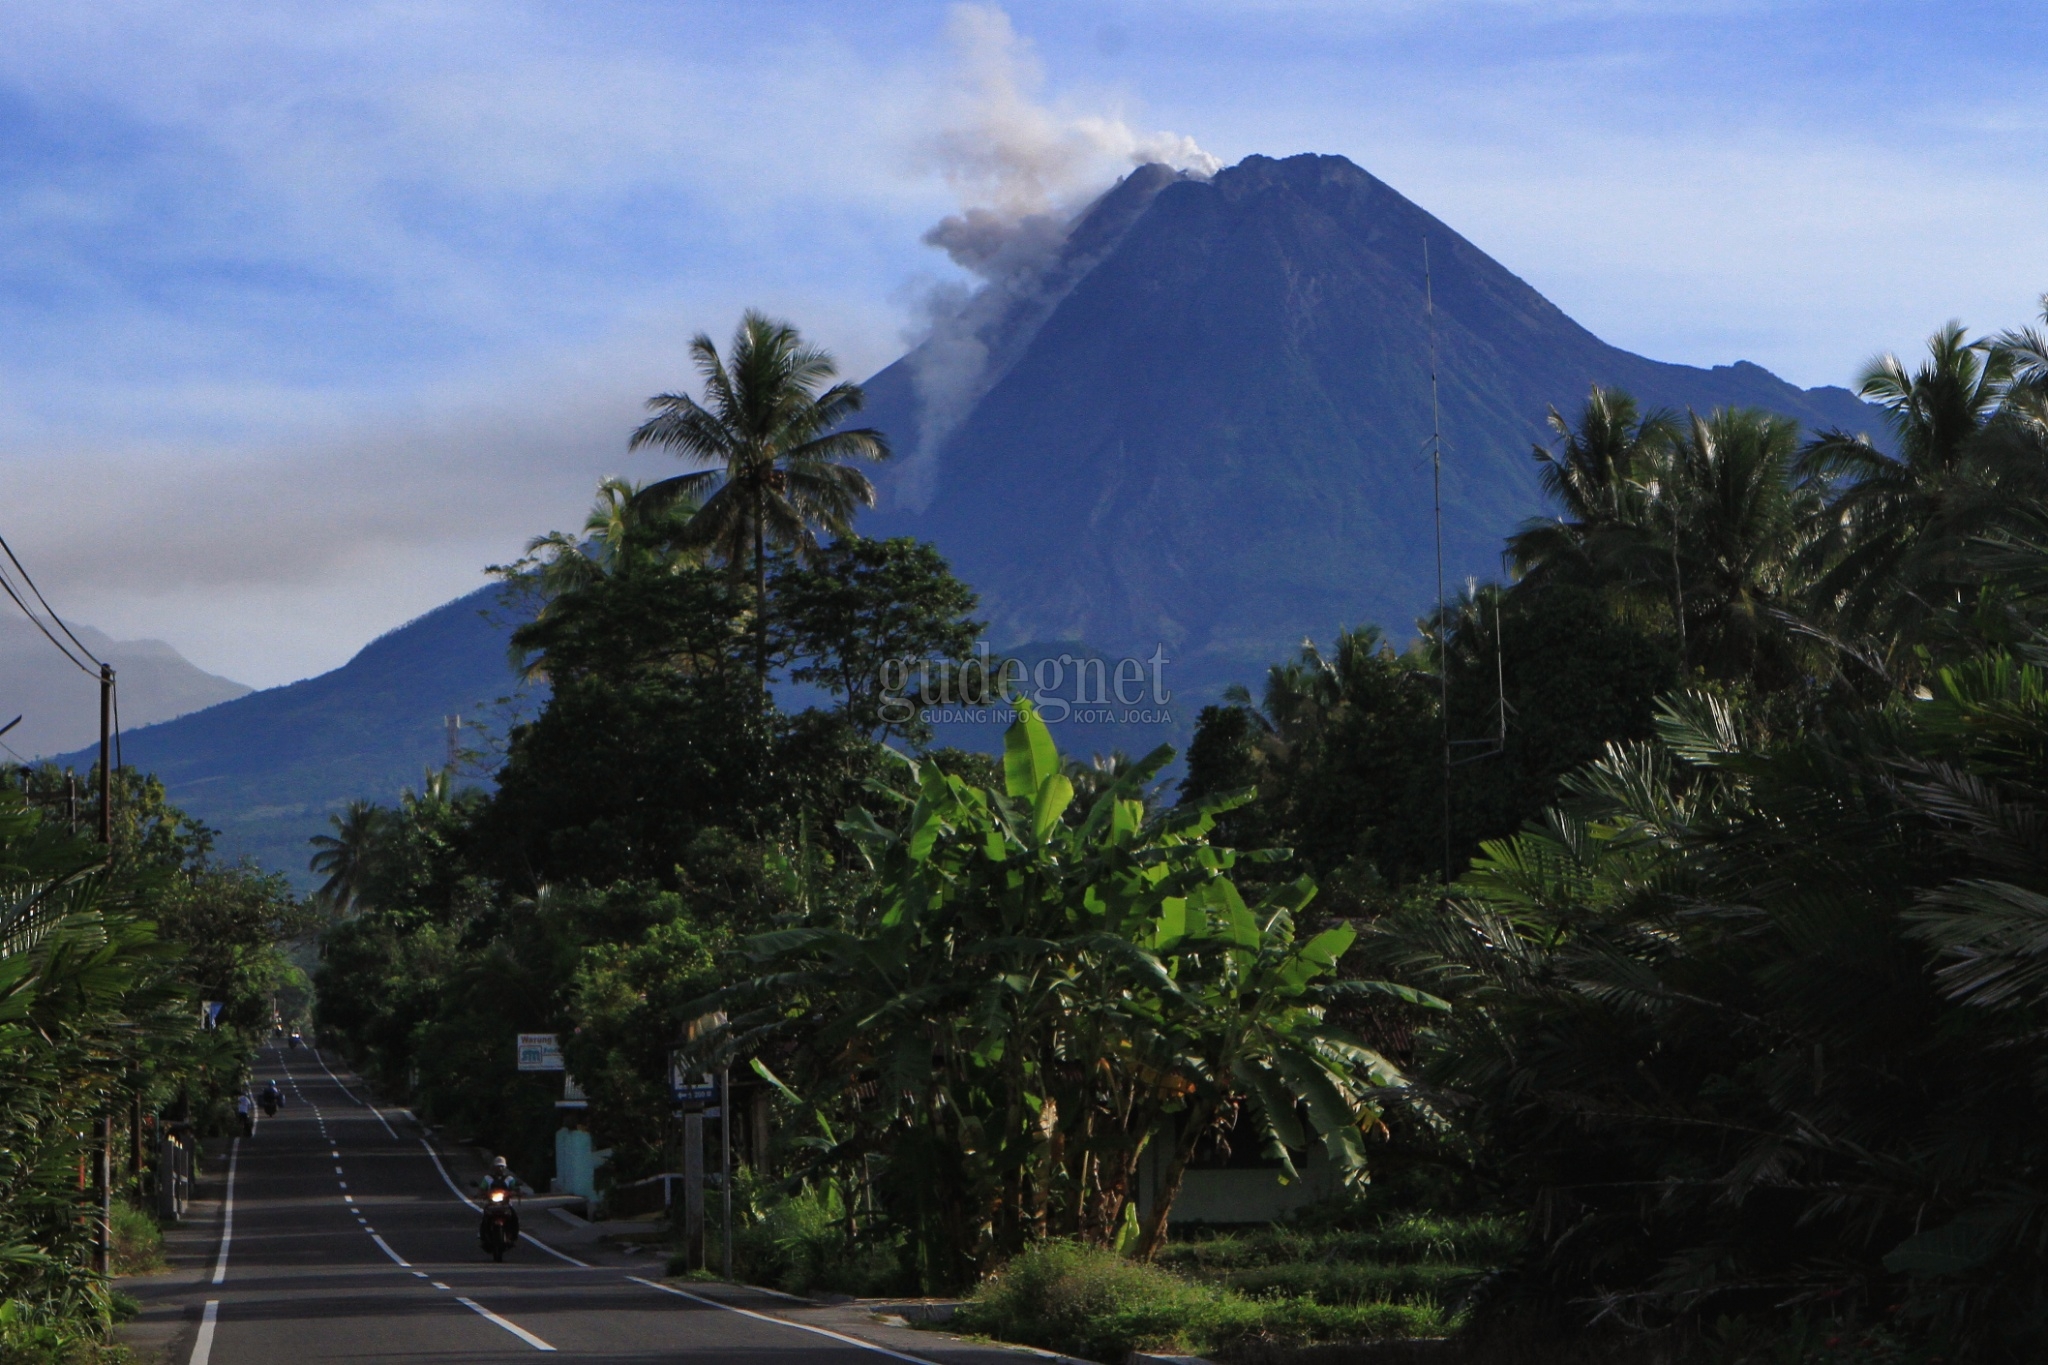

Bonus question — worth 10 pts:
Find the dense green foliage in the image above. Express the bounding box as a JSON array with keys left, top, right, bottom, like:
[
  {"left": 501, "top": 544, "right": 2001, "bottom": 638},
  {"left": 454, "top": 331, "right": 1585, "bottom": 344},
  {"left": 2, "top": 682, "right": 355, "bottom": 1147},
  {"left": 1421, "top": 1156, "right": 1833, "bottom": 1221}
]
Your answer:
[
  {"left": 1371, "top": 674, "right": 2048, "bottom": 1355},
  {"left": 0, "top": 764, "right": 312, "bottom": 1357},
  {"left": 305, "top": 301, "right": 2048, "bottom": 1361},
  {"left": 1184, "top": 585, "right": 1675, "bottom": 894}
]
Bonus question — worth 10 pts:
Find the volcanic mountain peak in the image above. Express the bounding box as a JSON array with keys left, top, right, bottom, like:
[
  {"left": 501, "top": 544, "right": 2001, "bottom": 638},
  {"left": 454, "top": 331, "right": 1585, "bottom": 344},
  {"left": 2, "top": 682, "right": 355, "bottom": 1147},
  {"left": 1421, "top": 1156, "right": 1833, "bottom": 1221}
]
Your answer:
[{"left": 860, "top": 152, "right": 1870, "bottom": 683}]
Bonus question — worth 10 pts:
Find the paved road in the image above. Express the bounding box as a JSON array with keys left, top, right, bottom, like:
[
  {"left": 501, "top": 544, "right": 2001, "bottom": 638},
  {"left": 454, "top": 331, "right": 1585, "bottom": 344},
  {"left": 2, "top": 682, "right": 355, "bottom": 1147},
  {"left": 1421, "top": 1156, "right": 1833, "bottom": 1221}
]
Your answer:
[{"left": 135, "top": 1044, "right": 1019, "bottom": 1365}]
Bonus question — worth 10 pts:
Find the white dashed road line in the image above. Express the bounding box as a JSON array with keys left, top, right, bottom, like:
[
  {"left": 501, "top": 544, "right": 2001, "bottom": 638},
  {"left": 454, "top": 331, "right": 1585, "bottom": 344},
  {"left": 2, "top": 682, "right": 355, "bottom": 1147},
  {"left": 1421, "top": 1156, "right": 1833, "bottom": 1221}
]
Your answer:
[{"left": 187, "top": 1299, "right": 220, "bottom": 1365}]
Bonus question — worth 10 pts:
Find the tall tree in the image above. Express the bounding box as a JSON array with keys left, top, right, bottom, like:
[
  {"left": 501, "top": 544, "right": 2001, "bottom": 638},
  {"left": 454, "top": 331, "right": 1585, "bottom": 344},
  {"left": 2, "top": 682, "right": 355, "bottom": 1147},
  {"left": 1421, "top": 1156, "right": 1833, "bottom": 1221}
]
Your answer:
[
  {"left": 629, "top": 311, "right": 890, "bottom": 682},
  {"left": 769, "top": 536, "right": 982, "bottom": 746},
  {"left": 308, "top": 799, "right": 385, "bottom": 913},
  {"left": 1653, "top": 407, "right": 1820, "bottom": 690},
  {"left": 1799, "top": 322, "right": 2015, "bottom": 654},
  {"left": 1508, "top": 385, "right": 1678, "bottom": 601}
]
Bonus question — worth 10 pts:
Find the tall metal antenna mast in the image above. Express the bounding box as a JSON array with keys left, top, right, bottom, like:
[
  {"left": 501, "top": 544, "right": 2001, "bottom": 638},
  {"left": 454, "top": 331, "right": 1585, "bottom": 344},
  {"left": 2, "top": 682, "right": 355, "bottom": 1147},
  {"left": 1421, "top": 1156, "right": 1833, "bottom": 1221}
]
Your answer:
[{"left": 1424, "top": 238, "right": 1451, "bottom": 886}]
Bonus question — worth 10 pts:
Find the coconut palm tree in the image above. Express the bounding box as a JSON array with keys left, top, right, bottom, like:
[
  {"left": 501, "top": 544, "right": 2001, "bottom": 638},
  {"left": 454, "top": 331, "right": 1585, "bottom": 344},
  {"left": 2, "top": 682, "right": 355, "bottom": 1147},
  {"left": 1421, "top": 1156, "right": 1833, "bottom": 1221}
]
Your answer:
[
  {"left": 1507, "top": 386, "right": 1679, "bottom": 598},
  {"left": 628, "top": 311, "right": 890, "bottom": 682},
  {"left": 1650, "top": 407, "right": 1821, "bottom": 690},
  {"left": 1798, "top": 323, "right": 2013, "bottom": 650},
  {"left": 503, "top": 477, "right": 709, "bottom": 680},
  {"left": 1516, "top": 394, "right": 1818, "bottom": 690},
  {"left": 520, "top": 476, "right": 661, "bottom": 598},
  {"left": 308, "top": 800, "right": 385, "bottom": 914}
]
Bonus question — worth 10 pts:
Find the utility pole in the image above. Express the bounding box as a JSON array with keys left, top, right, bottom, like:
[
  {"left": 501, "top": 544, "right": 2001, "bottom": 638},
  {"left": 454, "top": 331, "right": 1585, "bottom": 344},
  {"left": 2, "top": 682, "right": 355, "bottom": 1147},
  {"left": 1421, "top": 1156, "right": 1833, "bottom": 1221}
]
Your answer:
[
  {"left": 682, "top": 1111, "right": 705, "bottom": 1271},
  {"left": 97, "top": 664, "right": 113, "bottom": 847},
  {"left": 720, "top": 1066, "right": 732, "bottom": 1281},
  {"left": 93, "top": 1114, "right": 111, "bottom": 1276},
  {"left": 93, "top": 665, "right": 113, "bottom": 1278},
  {"left": 1423, "top": 238, "right": 1452, "bottom": 887}
]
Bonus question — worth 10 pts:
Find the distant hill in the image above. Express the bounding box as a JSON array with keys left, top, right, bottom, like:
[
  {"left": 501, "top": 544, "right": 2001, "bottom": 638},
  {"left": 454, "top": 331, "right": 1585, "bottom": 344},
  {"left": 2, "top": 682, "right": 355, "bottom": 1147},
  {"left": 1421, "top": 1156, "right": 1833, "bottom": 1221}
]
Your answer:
[
  {"left": 859, "top": 152, "right": 1876, "bottom": 701},
  {"left": 0, "top": 617, "right": 249, "bottom": 759},
  {"left": 56, "top": 585, "right": 534, "bottom": 885}
]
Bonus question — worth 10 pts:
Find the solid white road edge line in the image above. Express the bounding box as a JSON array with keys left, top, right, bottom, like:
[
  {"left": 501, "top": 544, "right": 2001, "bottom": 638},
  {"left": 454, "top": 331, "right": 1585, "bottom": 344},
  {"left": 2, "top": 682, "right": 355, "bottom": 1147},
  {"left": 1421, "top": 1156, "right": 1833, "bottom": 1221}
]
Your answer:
[
  {"left": 187, "top": 1299, "right": 219, "bottom": 1365},
  {"left": 311, "top": 1048, "right": 399, "bottom": 1139},
  {"left": 209, "top": 1139, "right": 240, "bottom": 1285},
  {"left": 308, "top": 1047, "right": 361, "bottom": 1102},
  {"left": 456, "top": 1297, "right": 557, "bottom": 1351},
  {"left": 421, "top": 1139, "right": 480, "bottom": 1211},
  {"left": 627, "top": 1276, "right": 935, "bottom": 1365},
  {"left": 417, "top": 1137, "right": 590, "bottom": 1267}
]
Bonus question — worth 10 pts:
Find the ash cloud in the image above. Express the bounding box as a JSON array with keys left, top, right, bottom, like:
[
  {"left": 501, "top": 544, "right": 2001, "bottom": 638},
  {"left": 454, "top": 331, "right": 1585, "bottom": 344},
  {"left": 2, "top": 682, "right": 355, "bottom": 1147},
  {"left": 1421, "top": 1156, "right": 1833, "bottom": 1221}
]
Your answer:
[{"left": 897, "top": 4, "right": 1220, "bottom": 511}]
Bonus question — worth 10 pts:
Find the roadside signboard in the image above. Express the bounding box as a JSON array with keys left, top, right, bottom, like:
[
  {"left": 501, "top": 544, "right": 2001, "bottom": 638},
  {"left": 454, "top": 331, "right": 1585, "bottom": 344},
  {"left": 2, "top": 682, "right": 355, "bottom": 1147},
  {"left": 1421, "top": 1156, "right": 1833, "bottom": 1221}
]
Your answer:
[
  {"left": 517, "top": 1033, "right": 564, "bottom": 1071},
  {"left": 668, "top": 1051, "right": 719, "bottom": 1108}
]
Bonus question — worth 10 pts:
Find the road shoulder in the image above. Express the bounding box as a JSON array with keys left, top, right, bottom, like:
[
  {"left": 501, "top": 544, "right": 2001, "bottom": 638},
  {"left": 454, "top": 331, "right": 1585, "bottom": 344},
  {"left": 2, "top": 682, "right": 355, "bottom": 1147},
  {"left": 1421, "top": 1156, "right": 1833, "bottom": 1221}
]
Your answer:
[
  {"left": 650, "top": 1278, "right": 1093, "bottom": 1365},
  {"left": 115, "top": 1142, "right": 229, "bottom": 1364}
]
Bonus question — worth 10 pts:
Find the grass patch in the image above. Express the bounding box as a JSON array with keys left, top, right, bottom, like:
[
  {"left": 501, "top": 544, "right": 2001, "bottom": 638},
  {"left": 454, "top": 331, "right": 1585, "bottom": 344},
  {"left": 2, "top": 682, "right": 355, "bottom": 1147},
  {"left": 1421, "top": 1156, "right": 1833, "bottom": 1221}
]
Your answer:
[
  {"left": 1218, "top": 1259, "right": 1474, "bottom": 1305},
  {"left": 1155, "top": 1214, "right": 1520, "bottom": 1278},
  {"left": 110, "top": 1204, "right": 165, "bottom": 1277},
  {"left": 954, "top": 1241, "right": 1448, "bottom": 1364}
]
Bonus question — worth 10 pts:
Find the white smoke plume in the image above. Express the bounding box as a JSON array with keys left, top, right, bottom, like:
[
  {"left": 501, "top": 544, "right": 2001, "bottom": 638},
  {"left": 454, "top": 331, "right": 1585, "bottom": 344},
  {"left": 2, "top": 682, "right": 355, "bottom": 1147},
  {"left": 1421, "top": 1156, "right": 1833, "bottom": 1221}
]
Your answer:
[{"left": 897, "top": 4, "right": 1221, "bottom": 510}]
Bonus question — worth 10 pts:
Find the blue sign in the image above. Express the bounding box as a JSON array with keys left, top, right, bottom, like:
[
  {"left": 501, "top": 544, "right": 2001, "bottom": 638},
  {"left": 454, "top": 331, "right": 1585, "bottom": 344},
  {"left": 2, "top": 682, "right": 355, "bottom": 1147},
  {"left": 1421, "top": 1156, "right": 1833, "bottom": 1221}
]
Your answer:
[{"left": 667, "top": 1052, "right": 720, "bottom": 1106}]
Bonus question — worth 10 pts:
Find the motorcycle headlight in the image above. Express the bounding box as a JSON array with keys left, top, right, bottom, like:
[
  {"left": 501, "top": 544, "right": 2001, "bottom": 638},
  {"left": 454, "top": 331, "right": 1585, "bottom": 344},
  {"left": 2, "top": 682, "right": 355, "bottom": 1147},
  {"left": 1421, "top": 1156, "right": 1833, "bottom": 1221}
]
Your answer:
[{"left": 489, "top": 1190, "right": 506, "bottom": 1203}]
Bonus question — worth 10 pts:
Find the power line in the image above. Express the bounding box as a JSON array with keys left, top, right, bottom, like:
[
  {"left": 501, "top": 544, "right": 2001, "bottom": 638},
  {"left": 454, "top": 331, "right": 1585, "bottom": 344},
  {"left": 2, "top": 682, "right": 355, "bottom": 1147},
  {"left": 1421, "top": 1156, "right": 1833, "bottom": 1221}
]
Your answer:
[
  {"left": 0, "top": 532, "right": 104, "bottom": 669},
  {"left": 0, "top": 558, "right": 94, "bottom": 676},
  {"left": 0, "top": 530, "right": 121, "bottom": 847}
]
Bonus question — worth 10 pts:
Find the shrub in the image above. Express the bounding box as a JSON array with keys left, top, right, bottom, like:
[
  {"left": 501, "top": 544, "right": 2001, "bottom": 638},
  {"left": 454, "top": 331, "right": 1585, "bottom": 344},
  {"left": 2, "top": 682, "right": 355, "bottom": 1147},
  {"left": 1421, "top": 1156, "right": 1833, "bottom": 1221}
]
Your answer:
[
  {"left": 674, "top": 1183, "right": 908, "bottom": 1298},
  {"left": 955, "top": 1241, "right": 1450, "bottom": 1363},
  {"left": 0, "top": 1298, "right": 132, "bottom": 1365},
  {"left": 956, "top": 1241, "right": 1232, "bottom": 1361}
]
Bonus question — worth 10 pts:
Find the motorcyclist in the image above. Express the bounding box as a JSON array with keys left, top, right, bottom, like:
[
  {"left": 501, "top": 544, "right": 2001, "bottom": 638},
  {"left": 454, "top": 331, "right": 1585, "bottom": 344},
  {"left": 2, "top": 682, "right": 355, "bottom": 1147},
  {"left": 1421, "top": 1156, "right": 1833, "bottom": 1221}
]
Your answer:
[
  {"left": 477, "top": 1156, "right": 526, "bottom": 1243},
  {"left": 288, "top": 1030, "right": 302, "bottom": 1050},
  {"left": 260, "top": 1080, "right": 282, "bottom": 1116},
  {"left": 234, "top": 1090, "right": 255, "bottom": 1137}
]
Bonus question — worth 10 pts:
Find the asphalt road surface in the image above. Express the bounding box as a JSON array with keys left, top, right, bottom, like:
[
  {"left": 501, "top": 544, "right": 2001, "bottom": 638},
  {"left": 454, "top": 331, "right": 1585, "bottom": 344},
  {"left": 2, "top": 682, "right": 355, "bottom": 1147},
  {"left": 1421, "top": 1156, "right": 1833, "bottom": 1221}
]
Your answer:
[{"left": 133, "top": 1043, "right": 1035, "bottom": 1365}]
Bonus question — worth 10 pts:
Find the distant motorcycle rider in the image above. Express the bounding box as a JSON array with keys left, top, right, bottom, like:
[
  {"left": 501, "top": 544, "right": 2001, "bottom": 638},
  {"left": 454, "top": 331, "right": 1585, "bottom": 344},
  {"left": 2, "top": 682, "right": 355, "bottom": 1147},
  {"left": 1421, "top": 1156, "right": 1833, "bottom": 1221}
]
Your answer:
[
  {"left": 260, "top": 1080, "right": 282, "bottom": 1116},
  {"left": 477, "top": 1156, "right": 526, "bottom": 1244}
]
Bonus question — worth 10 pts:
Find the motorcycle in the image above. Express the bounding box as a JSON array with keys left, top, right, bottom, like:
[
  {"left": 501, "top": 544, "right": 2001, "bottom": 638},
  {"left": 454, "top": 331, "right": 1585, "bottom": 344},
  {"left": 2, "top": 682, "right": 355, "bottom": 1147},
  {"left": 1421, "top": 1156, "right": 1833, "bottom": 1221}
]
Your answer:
[
  {"left": 479, "top": 1187, "right": 520, "bottom": 1262},
  {"left": 259, "top": 1089, "right": 280, "bottom": 1118}
]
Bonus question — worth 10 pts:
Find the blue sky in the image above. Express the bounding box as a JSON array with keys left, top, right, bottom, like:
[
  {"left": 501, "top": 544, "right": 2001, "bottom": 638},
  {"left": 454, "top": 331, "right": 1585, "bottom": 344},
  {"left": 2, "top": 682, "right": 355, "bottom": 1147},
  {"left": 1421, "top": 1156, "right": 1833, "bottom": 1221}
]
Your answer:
[{"left": 3, "top": 0, "right": 2045, "bottom": 686}]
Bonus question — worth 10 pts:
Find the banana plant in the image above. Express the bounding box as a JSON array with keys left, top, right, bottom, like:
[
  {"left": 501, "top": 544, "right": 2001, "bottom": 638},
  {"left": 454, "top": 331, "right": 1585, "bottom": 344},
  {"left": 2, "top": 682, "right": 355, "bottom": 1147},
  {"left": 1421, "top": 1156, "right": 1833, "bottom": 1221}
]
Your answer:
[{"left": 691, "top": 703, "right": 1440, "bottom": 1280}]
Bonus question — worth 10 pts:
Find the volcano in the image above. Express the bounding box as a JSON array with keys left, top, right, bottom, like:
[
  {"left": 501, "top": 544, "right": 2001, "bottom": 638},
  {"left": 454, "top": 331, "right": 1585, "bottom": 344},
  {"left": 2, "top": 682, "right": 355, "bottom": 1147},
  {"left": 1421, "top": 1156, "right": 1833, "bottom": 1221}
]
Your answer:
[
  {"left": 858, "top": 153, "right": 1872, "bottom": 687},
  {"left": 78, "top": 154, "right": 1881, "bottom": 878}
]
